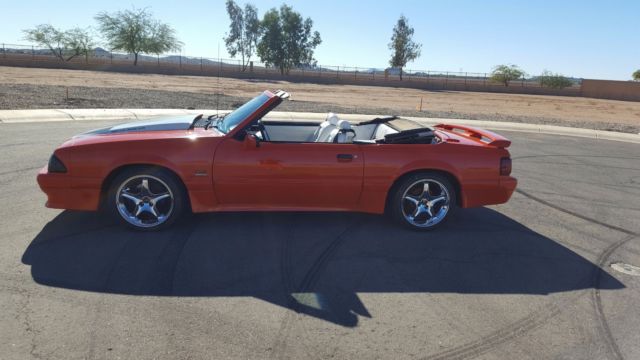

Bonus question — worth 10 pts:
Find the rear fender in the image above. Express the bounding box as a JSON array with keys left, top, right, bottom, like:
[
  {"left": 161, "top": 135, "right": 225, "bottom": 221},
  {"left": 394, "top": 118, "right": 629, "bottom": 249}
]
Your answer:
[{"left": 393, "top": 161, "right": 465, "bottom": 206}]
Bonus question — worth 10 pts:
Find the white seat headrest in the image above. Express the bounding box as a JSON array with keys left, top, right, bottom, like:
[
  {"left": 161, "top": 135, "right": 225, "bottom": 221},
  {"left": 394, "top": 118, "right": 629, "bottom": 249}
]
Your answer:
[
  {"left": 326, "top": 113, "right": 339, "bottom": 125},
  {"left": 337, "top": 119, "right": 351, "bottom": 130}
]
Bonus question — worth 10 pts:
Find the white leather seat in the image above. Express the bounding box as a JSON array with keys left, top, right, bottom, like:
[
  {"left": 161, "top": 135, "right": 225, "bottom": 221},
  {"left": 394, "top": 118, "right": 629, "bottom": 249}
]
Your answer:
[
  {"left": 312, "top": 113, "right": 339, "bottom": 142},
  {"left": 325, "top": 120, "right": 355, "bottom": 143}
]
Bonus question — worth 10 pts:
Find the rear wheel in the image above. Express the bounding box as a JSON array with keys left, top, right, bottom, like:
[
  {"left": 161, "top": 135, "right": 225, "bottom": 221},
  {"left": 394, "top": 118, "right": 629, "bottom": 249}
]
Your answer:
[
  {"left": 389, "top": 172, "right": 457, "bottom": 230},
  {"left": 106, "top": 167, "right": 187, "bottom": 231}
]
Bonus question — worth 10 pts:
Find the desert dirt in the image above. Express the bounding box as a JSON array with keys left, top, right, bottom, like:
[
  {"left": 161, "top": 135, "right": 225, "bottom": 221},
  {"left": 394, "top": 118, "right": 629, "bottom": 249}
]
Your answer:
[{"left": 1, "top": 66, "right": 639, "bottom": 132}]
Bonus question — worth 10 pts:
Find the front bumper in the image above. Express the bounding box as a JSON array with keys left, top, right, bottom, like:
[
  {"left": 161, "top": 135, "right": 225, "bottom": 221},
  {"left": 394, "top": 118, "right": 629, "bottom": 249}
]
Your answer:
[{"left": 37, "top": 166, "right": 101, "bottom": 211}]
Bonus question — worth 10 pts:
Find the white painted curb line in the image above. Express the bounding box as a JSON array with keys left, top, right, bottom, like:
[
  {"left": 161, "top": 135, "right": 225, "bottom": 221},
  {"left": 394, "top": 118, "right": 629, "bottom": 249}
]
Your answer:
[{"left": 0, "top": 109, "right": 638, "bottom": 144}]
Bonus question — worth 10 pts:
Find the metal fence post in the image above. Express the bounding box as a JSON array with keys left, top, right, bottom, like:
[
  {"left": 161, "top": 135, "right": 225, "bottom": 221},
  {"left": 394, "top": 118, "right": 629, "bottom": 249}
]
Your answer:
[
  {"left": 200, "top": 57, "right": 203, "bottom": 72},
  {"left": 32, "top": 45, "right": 34, "bottom": 60},
  {"left": 444, "top": 71, "right": 448, "bottom": 89},
  {"left": 110, "top": 51, "right": 113, "bottom": 65},
  {"left": 2, "top": 43, "right": 5, "bottom": 58},
  {"left": 179, "top": 55, "right": 182, "bottom": 69},
  {"left": 157, "top": 54, "right": 160, "bottom": 66}
]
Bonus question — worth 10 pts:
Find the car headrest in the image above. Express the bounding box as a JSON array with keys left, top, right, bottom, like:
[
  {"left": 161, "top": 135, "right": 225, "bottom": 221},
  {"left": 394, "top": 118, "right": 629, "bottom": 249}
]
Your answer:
[
  {"left": 326, "top": 113, "right": 339, "bottom": 125},
  {"left": 337, "top": 119, "right": 352, "bottom": 130}
]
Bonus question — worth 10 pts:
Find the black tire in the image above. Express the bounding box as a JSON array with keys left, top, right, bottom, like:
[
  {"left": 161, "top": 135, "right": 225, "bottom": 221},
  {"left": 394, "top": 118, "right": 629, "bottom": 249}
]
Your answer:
[
  {"left": 389, "top": 172, "right": 457, "bottom": 231},
  {"left": 105, "top": 167, "right": 188, "bottom": 231}
]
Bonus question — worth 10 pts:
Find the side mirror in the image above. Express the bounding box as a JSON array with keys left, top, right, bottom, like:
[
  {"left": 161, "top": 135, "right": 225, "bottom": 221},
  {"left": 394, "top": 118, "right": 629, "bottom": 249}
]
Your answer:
[{"left": 244, "top": 132, "right": 260, "bottom": 148}]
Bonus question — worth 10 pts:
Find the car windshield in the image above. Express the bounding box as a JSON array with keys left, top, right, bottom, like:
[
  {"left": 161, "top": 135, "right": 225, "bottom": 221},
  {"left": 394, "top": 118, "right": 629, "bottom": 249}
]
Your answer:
[{"left": 217, "top": 93, "right": 271, "bottom": 133}]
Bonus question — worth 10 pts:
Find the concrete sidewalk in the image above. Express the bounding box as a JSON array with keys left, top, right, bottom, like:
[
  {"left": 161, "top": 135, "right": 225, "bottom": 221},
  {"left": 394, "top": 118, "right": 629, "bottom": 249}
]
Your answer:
[{"left": 1, "top": 108, "right": 639, "bottom": 144}]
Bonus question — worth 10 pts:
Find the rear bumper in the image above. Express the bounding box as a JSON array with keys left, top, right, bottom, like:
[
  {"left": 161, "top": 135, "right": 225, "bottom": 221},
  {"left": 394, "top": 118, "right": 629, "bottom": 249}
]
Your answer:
[
  {"left": 497, "top": 176, "right": 518, "bottom": 204},
  {"left": 37, "top": 167, "right": 101, "bottom": 211},
  {"left": 461, "top": 176, "right": 517, "bottom": 208}
]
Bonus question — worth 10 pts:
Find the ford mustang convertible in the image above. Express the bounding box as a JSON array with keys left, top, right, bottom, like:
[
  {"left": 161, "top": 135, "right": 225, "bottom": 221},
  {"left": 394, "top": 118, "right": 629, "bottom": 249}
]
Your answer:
[{"left": 37, "top": 90, "right": 517, "bottom": 231}]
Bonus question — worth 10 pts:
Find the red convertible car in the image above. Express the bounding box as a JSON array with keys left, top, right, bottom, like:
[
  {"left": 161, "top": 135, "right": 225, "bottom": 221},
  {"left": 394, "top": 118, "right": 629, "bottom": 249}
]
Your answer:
[{"left": 37, "top": 90, "right": 516, "bottom": 231}]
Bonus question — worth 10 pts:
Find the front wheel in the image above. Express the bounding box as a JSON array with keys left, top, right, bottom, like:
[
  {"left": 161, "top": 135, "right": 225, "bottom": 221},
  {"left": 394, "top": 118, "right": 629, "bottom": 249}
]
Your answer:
[
  {"left": 105, "top": 167, "right": 187, "bottom": 231},
  {"left": 389, "top": 172, "right": 457, "bottom": 230}
]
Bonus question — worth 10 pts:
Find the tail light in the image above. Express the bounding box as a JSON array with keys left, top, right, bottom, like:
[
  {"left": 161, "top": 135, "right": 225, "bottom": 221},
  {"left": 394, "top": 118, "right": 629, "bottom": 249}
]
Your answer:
[{"left": 500, "top": 157, "right": 512, "bottom": 176}]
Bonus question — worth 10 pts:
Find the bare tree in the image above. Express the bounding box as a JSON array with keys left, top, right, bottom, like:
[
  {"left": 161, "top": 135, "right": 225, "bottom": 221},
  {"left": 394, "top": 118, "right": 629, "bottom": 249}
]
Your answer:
[
  {"left": 95, "top": 8, "right": 182, "bottom": 66},
  {"left": 224, "top": 0, "right": 260, "bottom": 71},
  {"left": 23, "top": 24, "right": 95, "bottom": 62}
]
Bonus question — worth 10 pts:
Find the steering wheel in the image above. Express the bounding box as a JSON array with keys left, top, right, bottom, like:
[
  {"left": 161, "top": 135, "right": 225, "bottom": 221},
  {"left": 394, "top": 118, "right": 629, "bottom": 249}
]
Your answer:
[{"left": 256, "top": 120, "right": 270, "bottom": 141}]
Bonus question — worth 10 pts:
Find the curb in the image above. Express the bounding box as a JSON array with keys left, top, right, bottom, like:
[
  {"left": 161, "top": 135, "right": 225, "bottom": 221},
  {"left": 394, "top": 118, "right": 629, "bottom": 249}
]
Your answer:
[{"left": 0, "top": 109, "right": 638, "bottom": 144}]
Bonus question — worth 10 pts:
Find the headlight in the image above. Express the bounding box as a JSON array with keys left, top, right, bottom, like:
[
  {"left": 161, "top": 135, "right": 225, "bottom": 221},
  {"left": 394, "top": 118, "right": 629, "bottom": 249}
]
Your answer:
[{"left": 48, "top": 154, "right": 67, "bottom": 173}]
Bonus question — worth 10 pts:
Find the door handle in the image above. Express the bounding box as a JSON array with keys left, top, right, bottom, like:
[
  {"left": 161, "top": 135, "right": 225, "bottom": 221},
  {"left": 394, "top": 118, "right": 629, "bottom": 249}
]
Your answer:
[{"left": 337, "top": 154, "right": 354, "bottom": 161}]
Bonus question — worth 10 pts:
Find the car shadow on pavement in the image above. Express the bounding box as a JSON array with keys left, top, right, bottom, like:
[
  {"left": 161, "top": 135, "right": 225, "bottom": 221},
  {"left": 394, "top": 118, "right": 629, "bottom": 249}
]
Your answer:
[{"left": 22, "top": 207, "right": 624, "bottom": 327}]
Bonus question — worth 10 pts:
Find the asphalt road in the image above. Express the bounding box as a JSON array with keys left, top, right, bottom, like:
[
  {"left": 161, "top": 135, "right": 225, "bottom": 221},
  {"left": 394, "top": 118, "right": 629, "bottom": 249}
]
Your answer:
[{"left": 1, "top": 120, "right": 639, "bottom": 360}]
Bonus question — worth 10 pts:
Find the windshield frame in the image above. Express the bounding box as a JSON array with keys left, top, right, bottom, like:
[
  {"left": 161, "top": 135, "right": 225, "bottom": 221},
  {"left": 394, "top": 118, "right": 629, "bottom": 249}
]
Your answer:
[{"left": 217, "top": 92, "right": 275, "bottom": 134}]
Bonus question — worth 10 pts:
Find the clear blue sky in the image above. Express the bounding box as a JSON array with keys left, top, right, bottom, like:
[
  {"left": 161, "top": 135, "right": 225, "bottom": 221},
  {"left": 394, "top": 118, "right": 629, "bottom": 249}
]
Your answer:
[{"left": 1, "top": 0, "right": 638, "bottom": 80}]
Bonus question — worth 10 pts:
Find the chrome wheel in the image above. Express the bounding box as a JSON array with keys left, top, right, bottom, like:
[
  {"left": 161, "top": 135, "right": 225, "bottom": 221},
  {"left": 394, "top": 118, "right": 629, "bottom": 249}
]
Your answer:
[
  {"left": 115, "top": 175, "right": 174, "bottom": 228},
  {"left": 401, "top": 179, "right": 451, "bottom": 228}
]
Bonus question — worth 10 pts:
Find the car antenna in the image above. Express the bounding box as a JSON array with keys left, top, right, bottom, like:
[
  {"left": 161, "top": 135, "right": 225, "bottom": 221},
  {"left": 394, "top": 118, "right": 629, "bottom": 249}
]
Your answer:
[{"left": 216, "top": 42, "right": 220, "bottom": 118}]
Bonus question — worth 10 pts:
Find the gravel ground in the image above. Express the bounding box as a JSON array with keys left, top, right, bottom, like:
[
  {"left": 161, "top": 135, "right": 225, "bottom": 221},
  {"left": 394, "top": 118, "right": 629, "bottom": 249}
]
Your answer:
[{"left": 1, "top": 83, "right": 638, "bottom": 133}]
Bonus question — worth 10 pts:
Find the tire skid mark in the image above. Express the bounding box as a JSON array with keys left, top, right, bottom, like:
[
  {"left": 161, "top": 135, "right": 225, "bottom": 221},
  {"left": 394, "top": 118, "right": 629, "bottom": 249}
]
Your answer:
[
  {"left": 166, "top": 217, "right": 201, "bottom": 295},
  {"left": 591, "top": 234, "right": 636, "bottom": 360},
  {"left": 85, "top": 297, "right": 106, "bottom": 360},
  {"left": 26, "top": 223, "right": 118, "bottom": 250},
  {"left": 294, "top": 216, "right": 365, "bottom": 358},
  {"left": 423, "top": 189, "right": 637, "bottom": 359},
  {"left": 271, "top": 213, "right": 297, "bottom": 360},
  {"left": 522, "top": 161, "right": 640, "bottom": 172},
  {"left": 272, "top": 214, "right": 361, "bottom": 360},
  {"left": 516, "top": 168, "right": 640, "bottom": 193},
  {"left": 159, "top": 218, "right": 201, "bottom": 356},
  {"left": 516, "top": 189, "right": 637, "bottom": 360},
  {"left": 0, "top": 165, "right": 42, "bottom": 177},
  {"left": 518, "top": 190, "right": 640, "bottom": 212},
  {"left": 425, "top": 302, "right": 564, "bottom": 360},
  {"left": 515, "top": 189, "right": 637, "bottom": 236},
  {"left": 513, "top": 155, "right": 640, "bottom": 161},
  {"left": 15, "top": 285, "right": 44, "bottom": 359}
]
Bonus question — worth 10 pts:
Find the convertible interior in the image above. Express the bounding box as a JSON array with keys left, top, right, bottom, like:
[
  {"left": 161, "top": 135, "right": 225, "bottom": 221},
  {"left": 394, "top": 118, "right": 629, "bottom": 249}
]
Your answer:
[{"left": 255, "top": 113, "right": 437, "bottom": 144}]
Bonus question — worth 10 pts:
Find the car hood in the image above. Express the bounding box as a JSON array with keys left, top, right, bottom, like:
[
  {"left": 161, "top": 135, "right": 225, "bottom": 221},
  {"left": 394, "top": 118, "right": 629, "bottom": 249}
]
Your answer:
[
  {"left": 55, "top": 114, "right": 224, "bottom": 149},
  {"left": 78, "top": 115, "right": 199, "bottom": 136}
]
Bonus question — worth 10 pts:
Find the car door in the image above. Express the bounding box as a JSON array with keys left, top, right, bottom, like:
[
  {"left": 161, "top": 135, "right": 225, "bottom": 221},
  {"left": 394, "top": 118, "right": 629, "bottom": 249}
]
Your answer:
[{"left": 212, "top": 136, "right": 364, "bottom": 210}]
